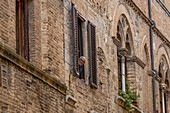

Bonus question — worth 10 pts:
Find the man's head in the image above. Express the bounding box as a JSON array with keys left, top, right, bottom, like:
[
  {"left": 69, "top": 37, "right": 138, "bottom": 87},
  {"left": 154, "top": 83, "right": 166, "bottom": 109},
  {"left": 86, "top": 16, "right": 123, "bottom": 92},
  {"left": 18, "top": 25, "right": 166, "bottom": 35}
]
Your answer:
[{"left": 79, "top": 56, "right": 86, "bottom": 66}]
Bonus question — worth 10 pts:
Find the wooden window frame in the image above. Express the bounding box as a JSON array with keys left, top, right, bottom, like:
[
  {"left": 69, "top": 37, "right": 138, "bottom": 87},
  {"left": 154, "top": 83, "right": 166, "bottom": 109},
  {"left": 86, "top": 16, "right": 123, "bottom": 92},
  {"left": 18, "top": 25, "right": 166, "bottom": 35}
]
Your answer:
[
  {"left": 16, "top": 0, "right": 29, "bottom": 61},
  {"left": 88, "top": 21, "right": 97, "bottom": 89}
]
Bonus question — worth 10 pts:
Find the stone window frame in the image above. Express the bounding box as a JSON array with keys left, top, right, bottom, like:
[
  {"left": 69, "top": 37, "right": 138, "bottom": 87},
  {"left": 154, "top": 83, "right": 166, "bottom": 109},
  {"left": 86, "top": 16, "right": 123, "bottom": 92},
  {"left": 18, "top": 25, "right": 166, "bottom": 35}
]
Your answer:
[
  {"left": 114, "top": 15, "right": 140, "bottom": 106},
  {"left": 0, "top": 61, "right": 8, "bottom": 88},
  {"left": 158, "top": 56, "right": 169, "bottom": 113},
  {"left": 116, "top": 15, "right": 132, "bottom": 92}
]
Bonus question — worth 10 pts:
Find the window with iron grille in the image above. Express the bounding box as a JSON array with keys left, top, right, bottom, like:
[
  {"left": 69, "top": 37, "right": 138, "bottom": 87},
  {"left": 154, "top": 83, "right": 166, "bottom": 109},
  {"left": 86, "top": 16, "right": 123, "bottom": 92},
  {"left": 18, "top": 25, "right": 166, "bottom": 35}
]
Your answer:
[
  {"left": 72, "top": 3, "right": 85, "bottom": 80},
  {"left": 16, "top": 0, "right": 30, "bottom": 61},
  {"left": 88, "top": 21, "right": 97, "bottom": 89}
]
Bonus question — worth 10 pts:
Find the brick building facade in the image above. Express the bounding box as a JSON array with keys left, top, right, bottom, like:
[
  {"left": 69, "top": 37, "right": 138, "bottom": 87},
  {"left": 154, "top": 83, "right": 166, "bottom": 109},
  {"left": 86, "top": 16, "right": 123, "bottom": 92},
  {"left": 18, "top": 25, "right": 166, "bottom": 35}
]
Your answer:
[{"left": 0, "top": 0, "right": 169, "bottom": 113}]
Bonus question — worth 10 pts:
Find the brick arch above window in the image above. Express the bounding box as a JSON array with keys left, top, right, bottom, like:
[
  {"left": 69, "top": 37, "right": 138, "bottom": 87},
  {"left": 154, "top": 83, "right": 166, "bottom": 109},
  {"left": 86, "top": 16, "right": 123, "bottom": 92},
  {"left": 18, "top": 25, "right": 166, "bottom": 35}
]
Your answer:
[{"left": 155, "top": 44, "right": 170, "bottom": 73}]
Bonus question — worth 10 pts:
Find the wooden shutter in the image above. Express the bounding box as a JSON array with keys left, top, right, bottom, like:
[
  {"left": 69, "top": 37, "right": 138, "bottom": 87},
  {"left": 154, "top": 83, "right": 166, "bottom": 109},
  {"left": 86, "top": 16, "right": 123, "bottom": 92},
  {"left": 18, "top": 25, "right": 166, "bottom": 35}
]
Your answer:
[
  {"left": 72, "top": 3, "right": 79, "bottom": 74},
  {"left": 88, "top": 21, "right": 97, "bottom": 88}
]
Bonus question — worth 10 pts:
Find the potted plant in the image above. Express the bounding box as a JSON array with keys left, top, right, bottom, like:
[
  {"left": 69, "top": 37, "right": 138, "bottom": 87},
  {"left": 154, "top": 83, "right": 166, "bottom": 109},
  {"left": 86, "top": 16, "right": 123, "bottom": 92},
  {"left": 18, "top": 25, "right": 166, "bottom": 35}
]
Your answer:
[{"left": 119, "top": 80, "right": 140, "bottom": 113}]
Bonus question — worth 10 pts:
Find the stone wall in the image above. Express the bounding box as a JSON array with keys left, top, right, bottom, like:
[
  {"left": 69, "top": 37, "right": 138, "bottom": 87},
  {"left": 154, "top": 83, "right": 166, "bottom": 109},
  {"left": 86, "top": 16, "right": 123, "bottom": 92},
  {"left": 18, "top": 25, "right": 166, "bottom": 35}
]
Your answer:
[
  {"left": 0, "top": 0, "right": 169, "bottom": 113},
  {"left": 64, "top": 0, "right": 169, "bottom": 113},
  {"left": 0, "top": 58, "right": 65, "bottom": 113},
  {"left": 0, "top": 0, "right": 66, "bottom": 112},
  {"left": 0, "top": 44, "right": 66, "bottom": 113},
  {"left": 41, "top": 0, "right": 65, "bottom": 83}
]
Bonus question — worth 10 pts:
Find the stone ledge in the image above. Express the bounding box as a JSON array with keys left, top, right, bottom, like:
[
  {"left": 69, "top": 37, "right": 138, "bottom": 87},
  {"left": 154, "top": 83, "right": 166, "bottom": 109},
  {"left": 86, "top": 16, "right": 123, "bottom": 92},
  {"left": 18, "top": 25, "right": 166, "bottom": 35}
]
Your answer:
[
  {"left": 148, "top": 70, "right": 161, "bottom": 82},
  {"left": 127, "top": 56, "right": 146, "bottom": 69},
  {"left": 112, "top": 36, "right": 120, "bottom": 46},
  {"left": 115, "top": 96, "right": 143, "bottom": 113},
  {"left": 0, "top": 42, "right": 67, "bottom": 95},
  {"left": 66, "top": 95, "right": 77, "bottom": 107}
]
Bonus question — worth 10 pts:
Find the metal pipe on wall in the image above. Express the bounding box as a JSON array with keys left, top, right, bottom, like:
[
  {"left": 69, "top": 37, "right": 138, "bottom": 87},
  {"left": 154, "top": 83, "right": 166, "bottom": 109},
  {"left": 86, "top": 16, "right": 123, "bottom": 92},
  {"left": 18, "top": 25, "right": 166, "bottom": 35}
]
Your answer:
[{"left": 148, "top": 0, "right": 158, "bottom": 113}]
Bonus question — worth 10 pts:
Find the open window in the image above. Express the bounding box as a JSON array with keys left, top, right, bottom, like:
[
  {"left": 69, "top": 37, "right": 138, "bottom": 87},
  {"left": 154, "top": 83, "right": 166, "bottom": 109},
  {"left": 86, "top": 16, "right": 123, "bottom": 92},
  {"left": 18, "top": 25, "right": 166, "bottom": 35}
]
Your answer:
[{"left": 72, "top": 3, "right": 86, "bottom": 80}]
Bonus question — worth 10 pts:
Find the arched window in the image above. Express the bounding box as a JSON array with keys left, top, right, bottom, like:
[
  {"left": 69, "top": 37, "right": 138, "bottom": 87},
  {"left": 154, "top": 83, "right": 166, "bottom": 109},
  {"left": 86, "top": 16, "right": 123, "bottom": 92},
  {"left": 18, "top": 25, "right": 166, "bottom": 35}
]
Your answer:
[
  {"left": 116, "top": 15, "right": 134, "bottom": 93},
  {"left": 158, "top": 56, "right": 169, "bottom": 113},
  {"left": 164, "top": 70, "right": 169, "bottom": 113}
]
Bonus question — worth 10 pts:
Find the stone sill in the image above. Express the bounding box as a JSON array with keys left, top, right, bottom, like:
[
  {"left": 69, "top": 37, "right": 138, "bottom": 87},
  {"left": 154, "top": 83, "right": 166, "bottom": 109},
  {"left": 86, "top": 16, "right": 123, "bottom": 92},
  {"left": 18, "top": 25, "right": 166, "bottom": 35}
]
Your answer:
[
  {"left": 148, "top": 70, "right": 161, "bottom": 82},
  {"left": 115, "top": 96, "right": 143, "bottom": 113},
  {"left": 66, "top": 95, "right": 77, "bottom": 107},
  {"left": 0, "top": 42, "right": 67, "bottom": 95}
]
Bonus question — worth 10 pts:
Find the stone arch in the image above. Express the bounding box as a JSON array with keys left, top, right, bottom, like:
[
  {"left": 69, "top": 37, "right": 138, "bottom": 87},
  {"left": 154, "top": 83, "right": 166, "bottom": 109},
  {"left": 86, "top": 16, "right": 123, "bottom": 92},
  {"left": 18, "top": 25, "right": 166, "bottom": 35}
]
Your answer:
[
  {"left": 156, "top": 48, "right": 169, "bottom": 113},
  {"left": 165, "top": 69, "right": 169, "bottom": 88},
  {"left": 158, "top": 55, "right": 169, "bottom": 82},
  {"left": 140, "top": 35, "right": 150, "bottom": 56},
  {"left": 155, "top": 44, "right": 169, "bottom": 72},
  {"left": 111, "top": 2, "right": 136, "bottom": 56}
]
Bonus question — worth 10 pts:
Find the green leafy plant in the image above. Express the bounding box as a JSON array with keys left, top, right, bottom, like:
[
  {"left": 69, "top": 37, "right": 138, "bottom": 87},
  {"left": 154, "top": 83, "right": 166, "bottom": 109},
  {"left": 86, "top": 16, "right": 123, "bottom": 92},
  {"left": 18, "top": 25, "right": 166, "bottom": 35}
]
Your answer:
[{"left": 119, "top": 80, "right": 140, "bottom": 113}]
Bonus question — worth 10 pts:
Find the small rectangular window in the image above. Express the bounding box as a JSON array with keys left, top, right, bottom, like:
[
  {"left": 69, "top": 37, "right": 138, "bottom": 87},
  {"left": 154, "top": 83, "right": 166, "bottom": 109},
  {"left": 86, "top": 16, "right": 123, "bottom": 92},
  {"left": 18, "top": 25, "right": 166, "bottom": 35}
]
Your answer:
[{"left": 0, "top": 63, "right": 8, "bottom": 88}]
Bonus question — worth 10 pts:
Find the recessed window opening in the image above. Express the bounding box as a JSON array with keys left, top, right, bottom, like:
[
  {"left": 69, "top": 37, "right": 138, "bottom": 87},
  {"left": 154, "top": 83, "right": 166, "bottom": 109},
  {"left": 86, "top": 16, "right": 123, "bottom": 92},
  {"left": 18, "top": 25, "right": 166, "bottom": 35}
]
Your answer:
[{"left": 78, "top": 17, "right": 85, "bottom": 80}]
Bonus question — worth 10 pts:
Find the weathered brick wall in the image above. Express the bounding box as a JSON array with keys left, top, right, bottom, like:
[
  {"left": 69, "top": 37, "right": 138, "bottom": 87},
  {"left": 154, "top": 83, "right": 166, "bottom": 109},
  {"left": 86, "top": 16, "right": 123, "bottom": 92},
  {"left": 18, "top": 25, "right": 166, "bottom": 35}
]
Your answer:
[
  {"left": 151, "top": 0, "right": 170, "bottom": 38},
  {"left": 0, "top": 0, "right": 169, "bottom": 113},
  {"left": 28, "top": 0, "right": 42, "bottom": 68},
  {"left": 0, "top": 0, "right": 66, "bottom": 112},
  {"left": 64, "top": 0, "right": 169, "bottom": 113},
  {"left": 0, "top": 0, "right": 43, "bottom": 68},
  {"left": 0, "top": 0, "right": 16, "bottom": 51},
  {"left": 132, "top": 0, "right": 170, "bottom": 38},
  {"left": 0, "top": 57, "right": 65, "bottom": 113},
  {"left": 41, "top": 0, "right": 65, "bottom": 83}
]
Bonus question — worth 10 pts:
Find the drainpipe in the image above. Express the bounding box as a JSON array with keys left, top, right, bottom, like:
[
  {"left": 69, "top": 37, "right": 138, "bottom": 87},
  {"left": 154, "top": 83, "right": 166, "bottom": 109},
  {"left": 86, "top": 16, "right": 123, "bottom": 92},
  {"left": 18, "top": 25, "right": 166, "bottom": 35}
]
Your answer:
[{"left": 148, "top": 0, "right": 158, "bottom": 113}]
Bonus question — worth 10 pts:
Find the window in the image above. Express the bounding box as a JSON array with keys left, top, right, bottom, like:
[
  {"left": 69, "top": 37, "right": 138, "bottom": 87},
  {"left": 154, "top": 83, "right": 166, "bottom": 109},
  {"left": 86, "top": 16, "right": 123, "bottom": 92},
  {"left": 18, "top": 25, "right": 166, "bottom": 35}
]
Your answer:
[
  {"left": 118, "top": 54, "right": 122, "bottom": 91},
  {"left": 116, "top": 15, "right": 134, "bottom": 93},
  {"left": 72, "top": 3, "right": 85, "bottom": 80},
  {"left": 158, "top": 57, "right": 169, "bottom": 113},
  {"left": 0, "top": 62, "right": 8, "bottom": 88},
  {"left": 88, "top": 21, "right": 97, "bottom": 88},
  {"left": 16, "top": 0, "right": 30, "bottom": 60}
]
